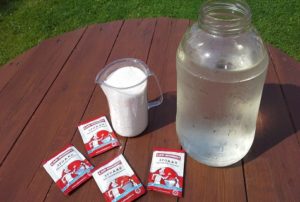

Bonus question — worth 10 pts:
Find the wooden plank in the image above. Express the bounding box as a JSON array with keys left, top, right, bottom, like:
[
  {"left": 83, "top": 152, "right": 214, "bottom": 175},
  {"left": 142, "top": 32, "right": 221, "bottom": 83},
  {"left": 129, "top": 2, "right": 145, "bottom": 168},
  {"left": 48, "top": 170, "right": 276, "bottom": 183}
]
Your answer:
[
  {"left": 0, "top": 46, "right": 37, "bottom": 92},
  {"left": 121, "top": 18, "right": 188, "bottom": 202},
  {"left": 0, "top": 21, "right": 123, "bottom": 202},
  {"left": 243, "top": 56, "right": 300, "bottom": 201},
  {"left": 43, "top": 19, "right": 157, "bottom": 201},
  {"left": 185, "top": 159, "right": 247, "bottom": 201},
  {"left": 268, "top": 45, "right": 300, "bottom": 142},
  {"left": 0, "top": 28, "right": 86, "bottom": 165}
]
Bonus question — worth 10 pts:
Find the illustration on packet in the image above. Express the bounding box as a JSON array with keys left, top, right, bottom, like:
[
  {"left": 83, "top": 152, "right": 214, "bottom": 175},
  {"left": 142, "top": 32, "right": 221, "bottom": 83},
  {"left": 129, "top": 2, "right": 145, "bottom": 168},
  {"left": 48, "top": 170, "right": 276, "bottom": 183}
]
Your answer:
[
  {"left": 43, "top": 145, "right": 94, "bottom": 195},
  {"left": 78, "top": 116, "right": 120, "bottom": 157},
  {"left": 92, "top": 154, "right": 145, "bottom": 202},
  {"left": 147, "top": 148, "right": 185, "bottom": 197}
]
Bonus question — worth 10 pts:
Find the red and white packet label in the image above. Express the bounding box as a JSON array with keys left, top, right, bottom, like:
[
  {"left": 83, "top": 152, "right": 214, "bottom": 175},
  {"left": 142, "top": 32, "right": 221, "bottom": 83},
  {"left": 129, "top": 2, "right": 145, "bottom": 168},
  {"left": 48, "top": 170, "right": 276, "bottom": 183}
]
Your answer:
[
  {"left": 78, "top": 116, "right": 120, "bottom": 157},
  {"left": 43, "top": 145, "right": 94, "bottom": 195},
  {"left": 147, "top": 148, "right": 185, "bottom": 197},
  {"left": 92, "top": 154, "right": 145, "bottom": 202}
]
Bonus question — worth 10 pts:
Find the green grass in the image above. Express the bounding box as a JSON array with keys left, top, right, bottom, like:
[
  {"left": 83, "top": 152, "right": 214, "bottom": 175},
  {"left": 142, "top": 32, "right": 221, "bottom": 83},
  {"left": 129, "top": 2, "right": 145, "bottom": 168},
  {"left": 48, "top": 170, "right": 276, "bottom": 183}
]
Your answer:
[{"left": 0, "top": 0, "right": 299, "bottom": 66}]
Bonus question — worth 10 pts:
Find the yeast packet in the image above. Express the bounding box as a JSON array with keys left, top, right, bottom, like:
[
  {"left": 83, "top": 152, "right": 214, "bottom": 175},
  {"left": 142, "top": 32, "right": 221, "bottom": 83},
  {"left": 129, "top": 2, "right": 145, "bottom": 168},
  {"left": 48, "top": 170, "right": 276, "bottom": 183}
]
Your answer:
[
  {"left": 78, "top": 116, "right": 120, "bottom": 157},
  {"left": 92, "top": 154, "right": 145, "bottom": 202},
  {"left": 43, "top": 145, "right": 94, "bottom": 195},
  {"left": 147, "top": 148, "right": 185, "bottom": 197}
]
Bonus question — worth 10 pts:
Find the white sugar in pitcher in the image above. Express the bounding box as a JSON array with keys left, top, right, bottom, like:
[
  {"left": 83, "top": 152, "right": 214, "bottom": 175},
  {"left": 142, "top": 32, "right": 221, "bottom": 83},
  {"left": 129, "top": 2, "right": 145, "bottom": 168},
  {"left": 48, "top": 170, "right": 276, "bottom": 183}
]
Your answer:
[{"left": 95, "top": 58, "right": 163, "bottom": 137}]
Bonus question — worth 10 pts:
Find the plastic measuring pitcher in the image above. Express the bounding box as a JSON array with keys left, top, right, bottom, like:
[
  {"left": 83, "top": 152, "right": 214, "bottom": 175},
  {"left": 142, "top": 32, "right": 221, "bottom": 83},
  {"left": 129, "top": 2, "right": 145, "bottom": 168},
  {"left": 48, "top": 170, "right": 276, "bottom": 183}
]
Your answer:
[{"left": 95, "top": 58, "right": 163, "bottom": 137}]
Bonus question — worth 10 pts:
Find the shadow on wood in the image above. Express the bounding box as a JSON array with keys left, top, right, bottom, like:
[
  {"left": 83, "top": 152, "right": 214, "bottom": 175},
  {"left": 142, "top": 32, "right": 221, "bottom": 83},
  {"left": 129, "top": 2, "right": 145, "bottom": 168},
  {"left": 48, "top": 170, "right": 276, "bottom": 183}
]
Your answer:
[
  {"left": 147, "top": 91, "right": 176, "bottom": 134},
  {"left": 244, "top": 83, "right": 300, "bottom": 163}
]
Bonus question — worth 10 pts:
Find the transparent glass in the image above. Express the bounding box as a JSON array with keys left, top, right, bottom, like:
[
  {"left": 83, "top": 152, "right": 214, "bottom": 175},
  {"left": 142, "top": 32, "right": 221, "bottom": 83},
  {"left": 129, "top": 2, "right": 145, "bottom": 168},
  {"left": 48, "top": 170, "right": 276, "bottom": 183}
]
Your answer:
[
  {"left": 176, "top": 0, "right": 269, "bottom": 167},
  {"left": 96, "top": 58, "right": 163, "bottom": 137}
]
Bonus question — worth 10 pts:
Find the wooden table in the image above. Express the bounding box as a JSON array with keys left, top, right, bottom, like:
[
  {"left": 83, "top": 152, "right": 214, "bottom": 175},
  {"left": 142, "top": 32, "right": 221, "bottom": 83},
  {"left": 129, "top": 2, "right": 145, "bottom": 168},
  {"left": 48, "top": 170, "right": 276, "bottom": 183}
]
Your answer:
[{"left": 0, "top": 18, "right": 299, "bottom": 202}]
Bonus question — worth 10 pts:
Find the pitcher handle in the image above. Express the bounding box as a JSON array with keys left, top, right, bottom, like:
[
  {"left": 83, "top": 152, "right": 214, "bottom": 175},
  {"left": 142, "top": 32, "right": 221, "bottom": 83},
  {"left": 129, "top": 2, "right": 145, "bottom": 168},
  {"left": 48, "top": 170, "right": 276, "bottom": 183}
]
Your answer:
[{"left": 148, "top": 70, "right": 163, "bottom": 109}]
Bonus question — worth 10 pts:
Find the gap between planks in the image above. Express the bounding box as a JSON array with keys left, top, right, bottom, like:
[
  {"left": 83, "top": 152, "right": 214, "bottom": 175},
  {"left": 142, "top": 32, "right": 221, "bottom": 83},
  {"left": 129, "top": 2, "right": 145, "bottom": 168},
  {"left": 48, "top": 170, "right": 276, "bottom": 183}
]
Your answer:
[
  {"left": 26, "top": 26, "right": 89, "bottom": 188},
  {"left": 41, "top": 18, "right": 157, "bottom": 201},
  {"left": 0, "top": 26, "right": 89, "bottom": 168},
  {"left": 267, "top": 46, "right": 300, "bottom": 146},
  {"left": 42, "top": 21, "right": 126, "bottom": 202}
]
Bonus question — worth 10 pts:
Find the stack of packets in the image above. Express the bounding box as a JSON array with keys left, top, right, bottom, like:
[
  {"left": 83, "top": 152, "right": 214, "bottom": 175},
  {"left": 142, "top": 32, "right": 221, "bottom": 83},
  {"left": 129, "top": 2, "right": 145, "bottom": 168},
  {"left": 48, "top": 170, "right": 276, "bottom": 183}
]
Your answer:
[{"left": 43, "top": 115, "right": 186, "bottom": 201}]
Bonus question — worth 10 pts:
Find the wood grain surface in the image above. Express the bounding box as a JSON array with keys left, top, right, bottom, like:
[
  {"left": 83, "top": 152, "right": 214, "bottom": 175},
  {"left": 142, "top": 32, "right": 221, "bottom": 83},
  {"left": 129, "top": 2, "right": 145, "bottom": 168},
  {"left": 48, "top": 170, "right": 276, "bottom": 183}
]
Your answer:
[
  {"left": 0, "top": 18, "right": 299, "bottom": 202},
  {"left": 0, "top": 28, "right": 86, "bottom": 165}
]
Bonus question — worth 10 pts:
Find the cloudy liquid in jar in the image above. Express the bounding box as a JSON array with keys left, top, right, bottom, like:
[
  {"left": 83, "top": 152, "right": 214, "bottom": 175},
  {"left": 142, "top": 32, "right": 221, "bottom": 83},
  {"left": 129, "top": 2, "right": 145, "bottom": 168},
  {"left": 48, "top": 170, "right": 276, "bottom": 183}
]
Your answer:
[{"left": 176, "top": 47, "right": 268, "bottom": 167}]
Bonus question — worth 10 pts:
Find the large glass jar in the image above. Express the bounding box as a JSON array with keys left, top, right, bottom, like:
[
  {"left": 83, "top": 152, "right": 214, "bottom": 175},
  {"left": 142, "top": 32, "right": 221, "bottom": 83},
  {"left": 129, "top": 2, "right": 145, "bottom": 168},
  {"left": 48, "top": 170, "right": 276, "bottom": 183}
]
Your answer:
[{"left": 176, "top": 0, "right": 268, "bottom": 167}]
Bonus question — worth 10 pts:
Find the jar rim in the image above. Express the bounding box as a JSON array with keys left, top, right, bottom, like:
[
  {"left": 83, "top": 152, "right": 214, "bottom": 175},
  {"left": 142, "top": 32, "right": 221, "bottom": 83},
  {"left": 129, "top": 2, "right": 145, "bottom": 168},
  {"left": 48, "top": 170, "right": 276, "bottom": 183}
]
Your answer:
[{"left": 198, "top": 0, "right": 252, "bottom": 36}]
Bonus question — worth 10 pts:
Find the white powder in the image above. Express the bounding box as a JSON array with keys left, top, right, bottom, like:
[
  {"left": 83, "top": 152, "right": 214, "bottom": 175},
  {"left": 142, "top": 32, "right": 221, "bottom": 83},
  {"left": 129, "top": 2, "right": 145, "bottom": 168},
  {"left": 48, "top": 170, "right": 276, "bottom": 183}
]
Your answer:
[
  {"left": 102, "top": 66, "right": 148, "bottom": 137},
  {"left": 104, "top": 66, "right": 147, "bottom": 89}
]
